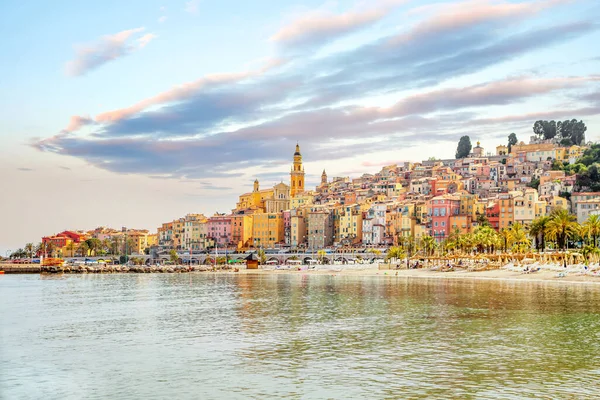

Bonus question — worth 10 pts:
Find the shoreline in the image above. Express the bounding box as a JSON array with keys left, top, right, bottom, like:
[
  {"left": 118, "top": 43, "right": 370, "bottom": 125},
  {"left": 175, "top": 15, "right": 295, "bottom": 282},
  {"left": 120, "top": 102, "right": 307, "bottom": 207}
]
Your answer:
[
  {"left": 3, "top": 263, "right": 600, "bottom": 285},
  {"left": 233, "top": 267, "right": 600, "bottom": 285}
]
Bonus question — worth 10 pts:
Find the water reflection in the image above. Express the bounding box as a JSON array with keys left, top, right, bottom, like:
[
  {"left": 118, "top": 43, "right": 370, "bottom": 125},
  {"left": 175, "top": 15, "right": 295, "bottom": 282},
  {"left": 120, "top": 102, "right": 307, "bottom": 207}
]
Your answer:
[{"left": 1, "top": 274, "right": 600, "bottom": 399}]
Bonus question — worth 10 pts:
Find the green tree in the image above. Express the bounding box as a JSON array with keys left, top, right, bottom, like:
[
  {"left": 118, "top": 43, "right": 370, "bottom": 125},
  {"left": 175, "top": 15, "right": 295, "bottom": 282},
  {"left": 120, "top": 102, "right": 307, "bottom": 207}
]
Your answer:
[
  {"left": 421, "top": 235, "right": 437, "bottom": 256},
  {"left": 528, "top": 177, "right": 540, "bottom": 189},
  {"left": 37, "top": 241, "right": 55, "bottom": 258},
  {"left": 546, "top": 209, "right": 578, "bottom": 250},
  {"left": 507, "top": 133, "right": 518, "bottom": 153},
  {"left": 455, "top": 136, "right": 472, "bottom": 158},
  {"left": 257, "top": 249, "right": 267, "bottom": 265},
  {"left": 582, "top": 214, "right": 600, "bottom": 247},
  {"left": 24, "top": 243, "right": 35, "bottom": 258},
  {"left": 169, "top": 249, "right": 179, "bottom": 264},
  {"left": 77, "top": 242, "right": 89, "bottom": 257},
  {"left": 533, "top": 120, "right": 557, "bottom": 140},
  {"left": 509, "top": 222, "right": 530, "bottom": 253},
  {"left": 65, "top": 241, "right": 76, "bottom": 257},
  {"left": 85, "top": 238, "right": 102, "bottom": 256},
  {"left": 386, "top": 246, "right": 406, "bottom": 261},
  {"left": 530, "top": 216, "right": 550, "bottom": 252}
]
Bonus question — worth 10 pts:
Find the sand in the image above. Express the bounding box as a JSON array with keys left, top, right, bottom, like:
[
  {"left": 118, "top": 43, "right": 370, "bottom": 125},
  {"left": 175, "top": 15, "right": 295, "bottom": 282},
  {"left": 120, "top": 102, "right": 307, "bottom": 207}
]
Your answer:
[{"left": 233, "top": 266, "right": 600, "bottom": 285}]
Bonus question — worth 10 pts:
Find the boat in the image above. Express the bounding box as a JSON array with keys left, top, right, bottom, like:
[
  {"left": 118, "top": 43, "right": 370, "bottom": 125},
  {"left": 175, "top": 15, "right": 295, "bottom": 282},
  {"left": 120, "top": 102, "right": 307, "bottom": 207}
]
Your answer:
[{"left": 41, "top": 258, "right": 65, "bottom": 267}]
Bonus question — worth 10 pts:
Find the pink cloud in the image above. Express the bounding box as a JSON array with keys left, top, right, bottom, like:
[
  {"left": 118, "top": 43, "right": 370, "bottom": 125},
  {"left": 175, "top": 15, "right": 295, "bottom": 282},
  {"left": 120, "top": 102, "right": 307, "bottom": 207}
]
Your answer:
[
  {"left": 94, "top": 58, "right": 286, "bottom": 123},
  {"left": 137, "top": 33, "right": 157, "bottom": 48},
  {"left": 391, "top": 0, "right": 571, "bottom": 45},
  {"left": 65, "top": 27, "right": 155, "bottom": 76},
  {"left": 270, "top": 0, "right": 407, "bottom": 47},
  {"left": 361, "top": 160, "right": 406, "bottom": 167},
  {"left": 375, "top": 76, "right": 598, "bottom": 118},
  {"left": 62, "top": 115, "right": 94, "bottom": 133}
]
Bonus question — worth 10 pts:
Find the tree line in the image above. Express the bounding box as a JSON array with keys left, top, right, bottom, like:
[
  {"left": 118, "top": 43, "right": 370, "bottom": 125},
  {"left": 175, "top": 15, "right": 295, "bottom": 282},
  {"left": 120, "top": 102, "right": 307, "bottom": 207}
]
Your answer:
[
  {"left": 6, "top": 236, "right": 140, "bottom": 260},
  {"left": 386, "top": 209, "right": 600, "bottom": 261},
  {"left": 454, "top": 119, "right": 587, "bottom": 159}
]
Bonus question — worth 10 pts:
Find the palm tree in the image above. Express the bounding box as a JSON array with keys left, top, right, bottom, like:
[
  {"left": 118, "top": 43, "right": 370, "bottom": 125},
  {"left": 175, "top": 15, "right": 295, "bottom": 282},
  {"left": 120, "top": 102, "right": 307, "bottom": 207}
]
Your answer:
[
  {"left": 110, "top": 237, "right": 121, "bottom": 256},
  {"left": 102, "top": 239, "right": 112, "bottom": 255},
  {"left": 24, "top": 243, "right": 35, "bottom": 258},
  {"left": 509, "top": 222, "right": 531, "bottom": 253},
  {"left": 317, "top": 249, "right": 327, "bottom": 263},
  {"left": 583, "top": 214, "right": 600, "bottom": 247},
  {"left": 77, "top": 242, "right": 90, "bottom": 257},
  {"left": 65, "top": 241, "right": 76, "bottom": 257},
  {"left": 85, "top": 238, "right": 102, "bottom": 256},
  {"left": 499, "top": 228, "right": 512, "bottom": 253},
  {"left": 546, "top": 209, "right": 578, "bottom": 250},
  {"left": 530, "top": 216, "right": 550, "bottom": 252},
  {"left": 37, "top": 241, "right": 55, "bottom": 258},
  {"left": 421, "top": 235, "right": 436, "bottom": 256},
  {"left": 386, "top": 246, "right": 405, "bottom": 262}
]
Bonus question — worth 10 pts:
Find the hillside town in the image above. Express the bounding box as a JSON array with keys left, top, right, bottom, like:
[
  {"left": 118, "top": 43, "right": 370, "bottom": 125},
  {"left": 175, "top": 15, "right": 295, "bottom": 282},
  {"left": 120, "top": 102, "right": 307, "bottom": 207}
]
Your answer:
[{"left": 15, "top": 121, "right": 600, "bottom": 261}]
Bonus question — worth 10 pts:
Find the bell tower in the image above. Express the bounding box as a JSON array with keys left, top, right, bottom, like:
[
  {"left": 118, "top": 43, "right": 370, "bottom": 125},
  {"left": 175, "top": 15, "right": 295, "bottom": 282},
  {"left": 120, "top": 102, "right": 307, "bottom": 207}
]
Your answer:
[
  {"left": 290, "top": 143, "right": 305, "bottom": 197},
  {"left": 321, "top": 169, "right": 327, "bottom": 186}
]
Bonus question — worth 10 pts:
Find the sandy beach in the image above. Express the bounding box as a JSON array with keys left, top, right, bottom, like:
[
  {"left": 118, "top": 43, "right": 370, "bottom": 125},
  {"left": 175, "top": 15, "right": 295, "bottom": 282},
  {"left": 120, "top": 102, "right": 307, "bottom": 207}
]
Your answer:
[{"left": 234, "top": 266, "right": 600, "bottom": 285}]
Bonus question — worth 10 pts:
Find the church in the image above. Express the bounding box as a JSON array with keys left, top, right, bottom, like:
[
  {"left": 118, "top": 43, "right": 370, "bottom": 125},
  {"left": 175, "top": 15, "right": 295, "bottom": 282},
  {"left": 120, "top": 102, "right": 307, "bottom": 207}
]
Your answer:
[{"left": 234, "top": 143, "right": 307, "bottom": 213}]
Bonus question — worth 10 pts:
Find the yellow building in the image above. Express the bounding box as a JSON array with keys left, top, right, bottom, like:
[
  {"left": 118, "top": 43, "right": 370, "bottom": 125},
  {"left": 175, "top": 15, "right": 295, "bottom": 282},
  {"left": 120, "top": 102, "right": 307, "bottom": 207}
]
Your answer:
[
  {"left": 252, "top": 212, "right": 284, "bottom": 248},
  {"left": 290, "top": 192, "right": 314, "bottom": 210},
  {"left": 449, "top": 215, "right": 471, "bottom": 235},
  {"left": 535, "top": 200, "right": 547, "bottom": 218},
  {"left": 147, "top": 234, "right": 157, "bottom": 247},
  {"left": 231, "top": 214, "right": 254, "bottom": 249},
  {"left": 127, "top": 230, "right": 151, "bottom": 254},
  {"left": 547, "top": 195, "right": 570, "bottom": 213},
  {"left": 235, "top": 179, "right": 274, "bottom": 211},
  {"left": 290, "top": 144, "right": 305, "bottom": 197},
  {"left": 337, "top": 204, "right": 363, "bottom": 244},
  {"left": 265, "top": 182, "right": 290, "bottom": 213}
]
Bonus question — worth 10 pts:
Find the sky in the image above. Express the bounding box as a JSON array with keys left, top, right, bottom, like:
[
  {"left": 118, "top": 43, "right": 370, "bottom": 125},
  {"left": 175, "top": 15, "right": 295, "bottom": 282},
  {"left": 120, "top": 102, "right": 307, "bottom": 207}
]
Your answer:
[{"left": 1, "top": 0, "right": 599, "bottom": 255}]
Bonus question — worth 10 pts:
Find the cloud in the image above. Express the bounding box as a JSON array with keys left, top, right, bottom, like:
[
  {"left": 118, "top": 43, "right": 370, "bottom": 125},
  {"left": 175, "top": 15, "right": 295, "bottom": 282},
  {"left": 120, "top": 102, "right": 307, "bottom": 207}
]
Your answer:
[
  {"left": 158, "top": 16, "right": 167, "bottom": 23},
  {"left": 185, "top": 0, "right": 199, "bottom": 14},
  {"left": 137, "top": 33, "right": 157, "bottom": 48},
  {"left": 271, "top": 0, "right": 406, "bottom": 49},
  {"left": 37, "top": 0, "right": 598, "bottom": 181},
  {"left": 199, "top": 182, "right": 233, "bottom": 191},
  {"left": 17, "top": 168, "right": 34, "bottom": 172},
  {"left": 62, "top": 115, "right": 94, "bottom": 133},
  {"left": 392, "top": 0, "right": 569, "bottom": 45},
  {"left": 94, "top": 58, "right": 285, "bottom": 124},
  {"left": 65, "top": 27, "right": 155, "bottom": 76}
]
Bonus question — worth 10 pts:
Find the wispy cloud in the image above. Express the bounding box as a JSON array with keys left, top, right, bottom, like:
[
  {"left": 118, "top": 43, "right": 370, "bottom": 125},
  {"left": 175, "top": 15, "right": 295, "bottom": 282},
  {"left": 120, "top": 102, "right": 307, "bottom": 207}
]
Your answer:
[
  {"left": 271, "top": 0, "right": 406, "bottom": 49},
  {"left": 185, "top": 0, "right": 199, "bottom": 14},
  {"left": 158, "top": 16, "right": 167, "bottom": 23},
  {"left": 62, "top": 115, "right": 94, "bottom": 133},
  {"left": 137, "top": 33, "right": 157, "bottom": 48},
  {"left": 65, "top": 27, "right": 155, "bottom": 76},
  {"left": 17, "top": 168, "right": 34, "bottom": 172}
]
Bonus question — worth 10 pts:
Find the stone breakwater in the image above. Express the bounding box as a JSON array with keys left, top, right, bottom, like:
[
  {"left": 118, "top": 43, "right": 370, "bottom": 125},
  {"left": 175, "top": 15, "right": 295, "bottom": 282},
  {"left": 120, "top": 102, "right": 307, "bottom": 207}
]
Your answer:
[
  {"left": 42, "top": 265, "right": 235, "bottom": 274},
  {"left": 1, "top": 264, "right": 235, "bottom": 274}
]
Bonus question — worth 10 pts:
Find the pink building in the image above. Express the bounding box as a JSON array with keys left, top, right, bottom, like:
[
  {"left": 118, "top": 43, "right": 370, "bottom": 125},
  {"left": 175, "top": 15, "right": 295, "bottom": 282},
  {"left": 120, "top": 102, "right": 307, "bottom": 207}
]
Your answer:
[
  {"left": 207, "top": 214, "right": 232, "bottom": 246},
  {"left": 429, "top": 195, "right": 461, "bottom": 241}
]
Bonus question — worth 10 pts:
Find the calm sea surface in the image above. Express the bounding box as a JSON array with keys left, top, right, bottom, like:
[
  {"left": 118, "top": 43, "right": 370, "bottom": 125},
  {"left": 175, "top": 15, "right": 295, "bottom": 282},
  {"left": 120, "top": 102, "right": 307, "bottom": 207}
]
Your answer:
[{"left": 1, "top": 273, "right": 600, "bottom": 399}]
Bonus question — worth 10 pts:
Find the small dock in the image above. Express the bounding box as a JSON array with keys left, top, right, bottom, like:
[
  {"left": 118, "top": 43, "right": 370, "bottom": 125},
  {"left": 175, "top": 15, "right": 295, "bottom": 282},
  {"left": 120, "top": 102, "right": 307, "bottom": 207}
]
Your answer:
[{"left": 0, "top": 264, "right": 42, "bottom": 274}]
